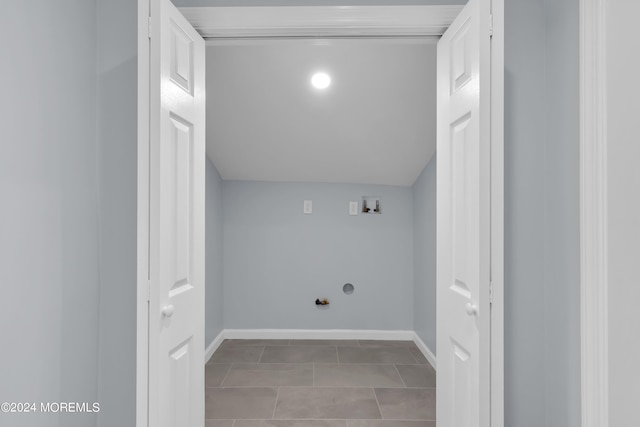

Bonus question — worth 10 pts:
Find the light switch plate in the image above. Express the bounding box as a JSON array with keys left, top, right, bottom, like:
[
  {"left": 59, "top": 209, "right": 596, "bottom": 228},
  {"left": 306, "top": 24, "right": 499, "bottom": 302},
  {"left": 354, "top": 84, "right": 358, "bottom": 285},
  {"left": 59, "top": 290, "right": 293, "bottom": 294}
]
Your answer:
[
  {"left": 349, "top": 201, "right": 358, "bottom": 215},
  {"left": 303, "top": 200, "right": 312, "bottom": 214}
]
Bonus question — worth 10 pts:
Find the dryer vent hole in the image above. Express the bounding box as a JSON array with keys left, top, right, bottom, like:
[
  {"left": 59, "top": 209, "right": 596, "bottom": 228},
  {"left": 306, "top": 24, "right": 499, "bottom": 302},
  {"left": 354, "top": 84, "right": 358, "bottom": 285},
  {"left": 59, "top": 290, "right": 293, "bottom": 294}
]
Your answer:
[{"left": 343, "top": 283, "right": 355, "bottom": 295}]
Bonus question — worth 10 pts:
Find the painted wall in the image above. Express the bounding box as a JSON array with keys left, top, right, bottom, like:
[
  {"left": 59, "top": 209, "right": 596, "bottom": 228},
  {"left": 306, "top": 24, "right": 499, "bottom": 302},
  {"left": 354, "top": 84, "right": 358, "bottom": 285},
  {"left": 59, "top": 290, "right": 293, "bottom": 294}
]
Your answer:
[
  {"left": 505, "top": 0, "right": 581, "bottom": 426},
  {"left": 504, "top": 0, "right": 546, "bottom": 427},
  {"left": 206, "top": 159, "right": 225, "bottom": 345},
  {"left": 504, "top": 0, "right": 548, "bottom": 425},
  {"left": 412, "top": 157, "right": 437, "bottom": 354},
  {"left": 542, "top": 0, "right": 581, "bottom": 425},
  {"left": 223, "top": 181, "right": 414, "bottom": 330},
  {"left": 606, "top": 1, "right": 640, "bottom": 425},
  {"left": 0, "top": 2, "right": 100, "bottom": 427},
  {"left": 95, "top": 0, "right": 138, "bottom": 426}
]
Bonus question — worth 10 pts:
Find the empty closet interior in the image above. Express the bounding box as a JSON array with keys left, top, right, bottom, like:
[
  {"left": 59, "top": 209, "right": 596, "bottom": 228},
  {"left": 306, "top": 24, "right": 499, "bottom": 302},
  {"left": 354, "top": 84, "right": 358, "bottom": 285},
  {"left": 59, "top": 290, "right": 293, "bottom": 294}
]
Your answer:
[{"left": 204, "top": 37, "right": 438, "bottom": 352}]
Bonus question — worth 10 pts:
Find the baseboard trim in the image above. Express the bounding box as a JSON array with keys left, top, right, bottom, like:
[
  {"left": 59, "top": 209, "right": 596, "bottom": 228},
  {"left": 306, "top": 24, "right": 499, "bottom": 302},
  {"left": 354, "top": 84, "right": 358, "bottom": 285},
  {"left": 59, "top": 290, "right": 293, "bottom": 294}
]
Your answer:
[
  {"left": 223, "top": 329, "right": 415, "bottom": 341},
  {"left": 205, "top": 330, "right": 226, "bottom": 364},
  {"left": 207, "top": 329, "right": 436, "bottom": 368},
  {"left": 413, "top": 332, "right": 437, "bottom": 370}
]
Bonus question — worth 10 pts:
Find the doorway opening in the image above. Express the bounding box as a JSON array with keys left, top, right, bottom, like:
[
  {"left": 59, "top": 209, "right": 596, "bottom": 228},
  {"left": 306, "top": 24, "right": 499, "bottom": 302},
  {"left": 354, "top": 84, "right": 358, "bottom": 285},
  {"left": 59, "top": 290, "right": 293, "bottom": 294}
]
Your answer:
[{"left": 137, "top": 2, "right": 504, "bottom": 426}]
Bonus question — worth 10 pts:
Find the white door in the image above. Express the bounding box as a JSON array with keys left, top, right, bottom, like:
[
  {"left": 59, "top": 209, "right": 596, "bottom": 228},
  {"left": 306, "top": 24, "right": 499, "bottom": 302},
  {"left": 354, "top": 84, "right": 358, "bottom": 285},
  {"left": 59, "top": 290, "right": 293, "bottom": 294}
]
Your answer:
[
  {"left": 436, "top": 0, "right": 492, "bottom": 425},
  {"left": 148, "top": 0, "right": 206, "bottom": 426}
]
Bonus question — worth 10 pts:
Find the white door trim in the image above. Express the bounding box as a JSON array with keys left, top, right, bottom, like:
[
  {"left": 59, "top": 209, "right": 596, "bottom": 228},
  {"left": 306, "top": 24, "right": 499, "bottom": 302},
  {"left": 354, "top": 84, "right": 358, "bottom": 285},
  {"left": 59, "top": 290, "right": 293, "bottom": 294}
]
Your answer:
[
  {"left": 178, "top": 5, "right": 463, "bottom": 38},
  {"left": 136, "top": 0, "right": 150, "bottom": 426},
  {"left": 138, "top": 4, "right": 504, "bottom": 426},
  {"left": 490, "top": 2, "right": 505, "bottom": 426},
  {"left": 580, "top": 1, "right": 609, "bottom": 426}
]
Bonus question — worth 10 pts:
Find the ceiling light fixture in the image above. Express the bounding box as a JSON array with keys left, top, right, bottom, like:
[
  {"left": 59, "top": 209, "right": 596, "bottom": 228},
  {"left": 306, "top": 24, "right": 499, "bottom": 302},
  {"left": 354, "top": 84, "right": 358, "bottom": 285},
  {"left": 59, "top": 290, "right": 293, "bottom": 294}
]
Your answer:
[{"left": 311, "top": 72, "right": 331, "bottom": 90}]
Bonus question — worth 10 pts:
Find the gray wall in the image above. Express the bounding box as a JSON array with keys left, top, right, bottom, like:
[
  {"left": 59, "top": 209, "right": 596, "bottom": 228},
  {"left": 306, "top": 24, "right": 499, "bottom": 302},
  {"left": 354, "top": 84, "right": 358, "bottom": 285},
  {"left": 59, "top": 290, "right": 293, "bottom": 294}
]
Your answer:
[
  {"left": 412, "top": 157, "right": 437, "bottom": 354},
  {"left": 223, "top": 181, "right": 414, "bottom": 330},
  {"left": 206, "top": 159, "right": 225, "bottom": 344},
  {"left": 542, "top": 0, "right": 581, "bottom": 425},
  {"left": 505, "top": 0, "right": 581, "bottom": 426},
  {"left": 0, "top": 2, "right": 100, "bottom": 427},
  {"left": 504, "top": 0, "right": 547, "bottom": 424},
  {"left": 95, "top": 0, "right": 138, "bottom": 426}
]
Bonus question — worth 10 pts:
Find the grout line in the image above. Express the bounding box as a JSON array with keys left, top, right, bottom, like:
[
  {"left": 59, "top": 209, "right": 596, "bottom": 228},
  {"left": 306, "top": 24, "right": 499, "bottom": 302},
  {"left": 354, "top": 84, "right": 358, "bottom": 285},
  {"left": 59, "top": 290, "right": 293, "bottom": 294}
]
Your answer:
[
  {"left": 218, "top": 363, "right": 233, "bottom": 388},
  {"left": 271, "top": 387, "right": 280, "bottom": 419},
  {"left": 257, "top": 346, "right": 267, "bottom": 364},
  {"left": 231, "top": 420, "right": 236, "bottom": 427},
  {"left": 372, "top": 387, "right": 384, "bottom": 420},
  {"left": 312, "top": 363, "right": 315, "bottom": 387},
  {"left": 335, "top": 346, "right": 340, "bottom": 364},
  {"left": 406, "top": 348, "right": 420, "bottom": 364},
  {"left": 393, "top": 364, "right": 407, "bottom": 388}
]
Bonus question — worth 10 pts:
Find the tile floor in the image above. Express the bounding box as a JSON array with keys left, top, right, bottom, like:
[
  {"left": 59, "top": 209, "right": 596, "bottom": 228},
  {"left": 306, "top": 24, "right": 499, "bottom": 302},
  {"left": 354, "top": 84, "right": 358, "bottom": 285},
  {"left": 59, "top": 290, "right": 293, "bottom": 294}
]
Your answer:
[{"left": 206, "top": 339, "right": 436, "bottom": 427}]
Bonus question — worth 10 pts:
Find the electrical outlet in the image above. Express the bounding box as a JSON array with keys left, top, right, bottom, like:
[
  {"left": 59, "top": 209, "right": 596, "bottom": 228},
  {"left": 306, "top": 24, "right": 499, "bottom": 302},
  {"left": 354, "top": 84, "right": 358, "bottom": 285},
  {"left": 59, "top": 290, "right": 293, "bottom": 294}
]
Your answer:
[
  {"left": 303, "top": 200, "right": 312, "bottom": 214},
  {"left": 349, "top": 201, "right": 358, "bottom": 215}
]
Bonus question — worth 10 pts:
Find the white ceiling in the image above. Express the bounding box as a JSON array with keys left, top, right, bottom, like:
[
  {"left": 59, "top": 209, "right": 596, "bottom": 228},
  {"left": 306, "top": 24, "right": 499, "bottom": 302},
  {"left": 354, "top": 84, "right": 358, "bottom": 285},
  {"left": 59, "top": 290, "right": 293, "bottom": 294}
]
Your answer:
[{"left": 206, "top": 38, "right": 436, "bottom": 186}]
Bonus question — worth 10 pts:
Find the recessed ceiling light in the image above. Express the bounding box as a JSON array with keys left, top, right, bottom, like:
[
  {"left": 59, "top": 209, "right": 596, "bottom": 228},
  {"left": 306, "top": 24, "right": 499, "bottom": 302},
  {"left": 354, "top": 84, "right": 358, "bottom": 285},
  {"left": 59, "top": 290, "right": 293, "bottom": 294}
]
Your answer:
[{"left": 311, "top": 72, "right": 331, "bottom": 90}]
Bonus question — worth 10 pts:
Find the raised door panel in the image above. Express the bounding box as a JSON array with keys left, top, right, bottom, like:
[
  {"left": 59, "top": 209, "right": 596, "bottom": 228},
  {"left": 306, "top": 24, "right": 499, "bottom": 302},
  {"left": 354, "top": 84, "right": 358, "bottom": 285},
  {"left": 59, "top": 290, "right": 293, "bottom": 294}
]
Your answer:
[{"left": 166, "top": 114, "right": 193, "bottom": 298}]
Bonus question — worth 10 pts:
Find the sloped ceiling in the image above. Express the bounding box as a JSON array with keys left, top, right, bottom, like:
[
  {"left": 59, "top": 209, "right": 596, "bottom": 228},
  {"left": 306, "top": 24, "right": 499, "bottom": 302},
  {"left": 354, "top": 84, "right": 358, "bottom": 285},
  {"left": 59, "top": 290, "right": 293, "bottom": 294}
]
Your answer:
[{"left": 206, "top": 38, "right": 436, "bottom": 186}]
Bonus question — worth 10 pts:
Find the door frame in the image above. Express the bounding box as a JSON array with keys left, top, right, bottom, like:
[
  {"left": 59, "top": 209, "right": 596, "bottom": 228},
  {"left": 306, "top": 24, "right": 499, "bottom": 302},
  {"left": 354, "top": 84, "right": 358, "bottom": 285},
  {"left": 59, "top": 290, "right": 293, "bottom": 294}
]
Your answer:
[
  {"left": 579, "top": 0, "right": 609, "bottom": 426},
  {"left": 137, "top": 3, "right": 504, "bottom": 426},
  {"left": 137, "top": 1, "right": 151, "bottom": 426}
]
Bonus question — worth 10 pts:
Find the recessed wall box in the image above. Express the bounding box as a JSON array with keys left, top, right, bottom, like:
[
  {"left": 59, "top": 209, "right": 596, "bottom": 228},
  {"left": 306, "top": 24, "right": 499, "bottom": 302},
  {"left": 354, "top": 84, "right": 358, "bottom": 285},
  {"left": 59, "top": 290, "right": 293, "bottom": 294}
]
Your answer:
[{"left": 362, "top": 196, "right": 381, "bottom": 214}]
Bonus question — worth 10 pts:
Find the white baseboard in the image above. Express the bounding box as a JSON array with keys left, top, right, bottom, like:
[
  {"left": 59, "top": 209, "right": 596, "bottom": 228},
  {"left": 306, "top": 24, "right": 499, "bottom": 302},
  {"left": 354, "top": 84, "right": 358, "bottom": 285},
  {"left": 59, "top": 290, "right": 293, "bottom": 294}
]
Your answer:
[
  {"left": 207, "top": 329, "right": 436, "bottom": 368},
  {"left": 413, "top": 332, "right": 437, "bottom": 370},
  {"left": 222, "top": 329, "right": 415, "bottom": 341},
  {"left": 205, "top": 330, "right": 226, "bottom": 364}
]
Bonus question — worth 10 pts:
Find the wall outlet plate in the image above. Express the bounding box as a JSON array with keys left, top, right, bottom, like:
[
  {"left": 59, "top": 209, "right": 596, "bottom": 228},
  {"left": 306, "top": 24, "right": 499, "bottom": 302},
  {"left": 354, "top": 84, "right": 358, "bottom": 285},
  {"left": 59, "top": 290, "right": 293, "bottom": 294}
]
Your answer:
[
  {"left": 303, "top": 200, "right": 312, "bottom": 214},
  {"left": 349, "top": 201, "right": 358, "bottom": 215}
]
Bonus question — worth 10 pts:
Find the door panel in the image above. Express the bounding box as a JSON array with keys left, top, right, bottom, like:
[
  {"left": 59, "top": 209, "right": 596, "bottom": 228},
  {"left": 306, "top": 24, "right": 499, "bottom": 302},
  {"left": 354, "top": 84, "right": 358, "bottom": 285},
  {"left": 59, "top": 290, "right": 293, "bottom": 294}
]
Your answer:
[
  {"left": 168, "top": 338, "right": 193, "bottom": 425},
  {"left": 437, "top": 0, "right": 491, "bottom": 425},
  {"left": 452, "top": 339, "right": 471, "bottom": 427},
  {"left": 149, "top": 1, "right": 206, "bottom": 426},
  {"left": 169, "top": 20, "right": 195, "bottom": 95}
]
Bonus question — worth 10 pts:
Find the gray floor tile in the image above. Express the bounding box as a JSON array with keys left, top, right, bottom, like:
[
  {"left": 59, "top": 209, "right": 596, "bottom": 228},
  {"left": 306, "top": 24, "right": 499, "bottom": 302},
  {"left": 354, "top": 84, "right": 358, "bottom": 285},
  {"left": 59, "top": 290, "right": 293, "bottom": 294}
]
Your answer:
[
  {"left": 223, "top": 363, "right": 313, "bottom": 387},
  {"left": 314, "top": 364, "right": 404, "bottom": 388},
  {"left": 260, "top": 346, "right": 338, "bottom": 363},
  {"left": 205, "top": 387, "right": 278, "bottom": 419},
  {"left": 275, "top": 387, "right": 381, "bottom": 419},
  {"left": 395, "top": 365, "right": 436, "bottom": 388},
  {"left": 408, "top": 348, "right": 428, "bottom": 365},
  {"left": 204, "top": 339, "right": 439, "bottom": 426},
  {"left": 374, "top": 388, "right": 436, "bottom": 420},
  {"left": 290, "top": 339, "right": 360, "bottom": 347},
  {"left": 206, "top": 364, "right": 231, "bottom": 387},
  {"left": 338, "top": 347, "right": 417, "bottom": 364},
  {"left": 347, "top": 421, "right": 435, "bottom": 427},
  {"left": 223, "top": 339, "right": 290, "bottom": 347},
  {"left": 236, "top": 421, "right": 348, "bottom": 427},
  {"left": 358, "top": 341, "right": 417, "bottom": 348},
  {"left": 210, "top": 346, "right": 264, "bottom": 363}
]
